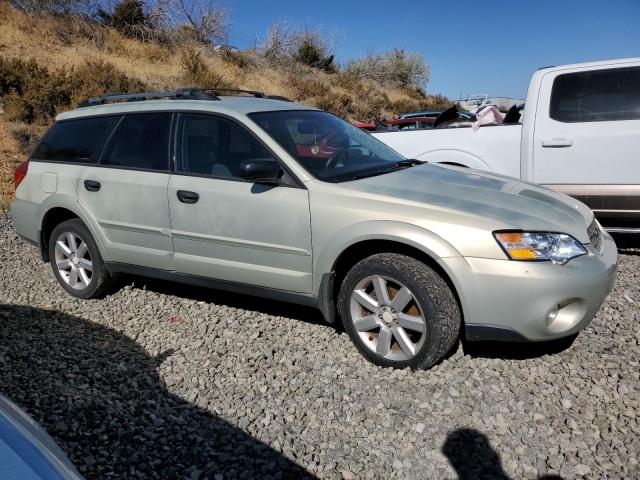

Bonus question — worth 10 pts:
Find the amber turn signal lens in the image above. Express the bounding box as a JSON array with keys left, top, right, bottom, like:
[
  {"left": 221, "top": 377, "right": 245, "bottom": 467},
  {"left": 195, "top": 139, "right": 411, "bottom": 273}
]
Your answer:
[
  {"left": 495, "top": 232, "right": 537, "bottom": 260},
  {"left": 507, "top": 248, "right": 537, "bottom": 260},
  {"left": 495, "top": 232, "right": 521, "bottom": 244}
]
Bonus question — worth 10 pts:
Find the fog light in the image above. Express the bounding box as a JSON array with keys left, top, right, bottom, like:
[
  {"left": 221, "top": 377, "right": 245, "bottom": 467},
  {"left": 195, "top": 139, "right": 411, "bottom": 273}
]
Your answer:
[
  {"left": 544, "top": 299, "right": 586, "bottom": 334},
  {"left": 545, "top": 305, "right": 559, "bottom": 326}
]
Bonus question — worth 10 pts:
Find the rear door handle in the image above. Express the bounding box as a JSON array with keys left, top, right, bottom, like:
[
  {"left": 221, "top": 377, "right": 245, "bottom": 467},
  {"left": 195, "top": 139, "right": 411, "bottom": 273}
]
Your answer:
[
  {"left": 541, "top": 138, "right": 573, "bottom": 148},
  {"left": 177, "top": 190, "right": 199, "bottom": 204},
  {"left": 84, "top": 180, "right": 101, "bottom": 192}
]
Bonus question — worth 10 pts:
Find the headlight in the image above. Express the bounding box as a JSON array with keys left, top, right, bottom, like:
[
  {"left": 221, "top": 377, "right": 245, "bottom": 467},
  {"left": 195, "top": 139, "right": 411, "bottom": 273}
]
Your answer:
[{"left": 494, "top": 231, "right": 587, "bottom": 264}]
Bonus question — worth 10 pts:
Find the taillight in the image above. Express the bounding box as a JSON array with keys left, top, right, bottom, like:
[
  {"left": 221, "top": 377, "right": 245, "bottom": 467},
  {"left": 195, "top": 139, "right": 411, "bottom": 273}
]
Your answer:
[{"left": 14, "top": 160, "right": 29, "bottom": 189}]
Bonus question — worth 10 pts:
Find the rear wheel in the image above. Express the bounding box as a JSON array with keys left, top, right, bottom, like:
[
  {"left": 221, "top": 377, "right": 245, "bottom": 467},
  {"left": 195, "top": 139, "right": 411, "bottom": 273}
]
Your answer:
[
  {"left": 338, "top": 253, "right": 460, "bottom": 369},
  {"left": 49, "top": 219, "right": 111, "bottom": 299}
]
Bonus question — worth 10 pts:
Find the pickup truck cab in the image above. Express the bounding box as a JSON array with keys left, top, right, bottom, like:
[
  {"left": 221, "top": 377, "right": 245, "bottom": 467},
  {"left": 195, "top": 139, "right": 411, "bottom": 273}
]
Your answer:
[{"left": 373, "top": 58, "right": 640, "bottom": 233}]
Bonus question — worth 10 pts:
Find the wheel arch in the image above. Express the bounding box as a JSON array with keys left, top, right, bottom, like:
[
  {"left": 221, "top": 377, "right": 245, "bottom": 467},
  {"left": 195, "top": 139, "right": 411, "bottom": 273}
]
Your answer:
[
  {"left": 438, "top": 162, "right": 468, "bottom": 168},
  {"left": 40, "top": 207, "right": 79, "bottom": 261},
  {"left": 415, "top": 150, "right": 492, "bottom": 172},
  {"left": 315, "top": 222, "right": 464, "bottom": 325},
  {"left": 38, "top": 198, "right": 107, "bottom": 263}
]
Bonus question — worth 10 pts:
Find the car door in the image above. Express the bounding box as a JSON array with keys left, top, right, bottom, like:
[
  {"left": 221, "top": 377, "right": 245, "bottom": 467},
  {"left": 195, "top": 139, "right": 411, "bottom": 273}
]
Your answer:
[
  {"left": 167, "top": 113, "right": 313, "bottom": 293},
  {"left": 77, "top": 112, "right": 174, "bottom": 270},
  {"left": 532, "top": 64, "right": 640, "bottom": 227}
]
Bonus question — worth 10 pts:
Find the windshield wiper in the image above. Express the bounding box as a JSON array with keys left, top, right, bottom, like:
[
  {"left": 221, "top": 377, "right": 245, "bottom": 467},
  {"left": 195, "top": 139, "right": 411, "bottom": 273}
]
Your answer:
[{"left": 353, "top": 159, "right": 424, "bottom": 180}]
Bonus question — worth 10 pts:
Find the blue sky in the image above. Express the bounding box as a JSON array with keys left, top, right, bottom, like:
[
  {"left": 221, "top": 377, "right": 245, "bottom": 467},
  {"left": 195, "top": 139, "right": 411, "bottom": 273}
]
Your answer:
[{"left": 225, "top": 0, "right": 640, "bottom": 100}]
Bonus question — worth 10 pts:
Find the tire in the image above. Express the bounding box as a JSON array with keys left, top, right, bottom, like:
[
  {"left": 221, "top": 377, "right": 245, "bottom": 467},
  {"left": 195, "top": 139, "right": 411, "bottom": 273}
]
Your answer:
[
  {"left": 49, "top": 219, "right": 112, "bottom": 299},
  {"left": 338, "top": 253, "right": 460, "bottom": 369}
]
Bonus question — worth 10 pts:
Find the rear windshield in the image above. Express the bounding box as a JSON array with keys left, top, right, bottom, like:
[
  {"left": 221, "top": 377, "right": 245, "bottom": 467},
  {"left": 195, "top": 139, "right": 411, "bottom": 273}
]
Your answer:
[
  {"left": 249, "top": 110, "right": 405, "bottom": 182},
  {"left": 31, "top": 116, "right": 119, "bottom": 163}
]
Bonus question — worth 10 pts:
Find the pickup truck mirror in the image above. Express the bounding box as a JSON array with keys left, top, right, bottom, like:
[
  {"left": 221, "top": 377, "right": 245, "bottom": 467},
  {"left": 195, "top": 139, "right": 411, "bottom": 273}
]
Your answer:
[{"left": 239, "top": 159, "right": 284, "bottom": 184}]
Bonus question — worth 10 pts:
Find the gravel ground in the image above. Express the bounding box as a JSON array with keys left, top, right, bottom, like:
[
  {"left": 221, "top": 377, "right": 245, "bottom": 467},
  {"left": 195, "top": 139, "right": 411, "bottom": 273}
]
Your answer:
[{"left": 0, "top": 213, "right": 638, "bottom": 479}]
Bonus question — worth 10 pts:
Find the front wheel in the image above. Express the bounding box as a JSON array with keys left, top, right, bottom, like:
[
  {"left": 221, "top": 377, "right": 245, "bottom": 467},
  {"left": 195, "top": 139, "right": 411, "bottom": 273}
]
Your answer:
[
  {"left": 338, "top": 253, "right": 460, "bottom": 369},
  {"left": 49, "top": 219, "right": 112, "bottom": 299}
]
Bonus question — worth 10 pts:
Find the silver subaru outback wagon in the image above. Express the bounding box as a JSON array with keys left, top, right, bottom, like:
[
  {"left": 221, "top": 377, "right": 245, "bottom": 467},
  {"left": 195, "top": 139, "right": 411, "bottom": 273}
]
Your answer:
[{"left": 10, "top": 88, "right": 618, "bottom": 369}]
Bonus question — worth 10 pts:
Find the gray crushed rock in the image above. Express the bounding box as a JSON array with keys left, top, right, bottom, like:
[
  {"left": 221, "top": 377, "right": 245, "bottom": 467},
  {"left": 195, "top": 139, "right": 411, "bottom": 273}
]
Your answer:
[{"left": 0, "top": 214, "right": 638, "bottom": 479}]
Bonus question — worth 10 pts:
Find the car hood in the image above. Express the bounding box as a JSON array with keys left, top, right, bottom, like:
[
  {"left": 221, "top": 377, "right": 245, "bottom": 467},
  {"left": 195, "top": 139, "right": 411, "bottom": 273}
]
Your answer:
[{"left": 345, "top": 163, "right": 593, "bottom": 243}]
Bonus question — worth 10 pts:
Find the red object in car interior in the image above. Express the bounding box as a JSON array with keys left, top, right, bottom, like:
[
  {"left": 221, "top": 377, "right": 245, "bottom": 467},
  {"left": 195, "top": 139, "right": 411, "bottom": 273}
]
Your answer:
[{"left": 14, "top": 160, "right": 29, "bottom": 189}]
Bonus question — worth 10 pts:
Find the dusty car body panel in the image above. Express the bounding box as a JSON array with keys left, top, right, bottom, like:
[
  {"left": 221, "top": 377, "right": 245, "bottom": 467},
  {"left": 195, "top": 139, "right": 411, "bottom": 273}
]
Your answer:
[
  {"left": 341, "top": 164, "right": 593, "bottom": 243},
  {"left": 11, "top": 95, "right": 617, "bottom": 344}
]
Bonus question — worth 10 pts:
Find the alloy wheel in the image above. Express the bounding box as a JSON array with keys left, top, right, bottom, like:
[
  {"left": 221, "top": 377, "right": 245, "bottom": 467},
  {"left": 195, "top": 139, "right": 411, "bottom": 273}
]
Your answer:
[
  {"left": 54, "top": 231, "right": 93, "bottom": 290},
  {"left": 349, "top": 275, "right": 427, "bottom": 361}
]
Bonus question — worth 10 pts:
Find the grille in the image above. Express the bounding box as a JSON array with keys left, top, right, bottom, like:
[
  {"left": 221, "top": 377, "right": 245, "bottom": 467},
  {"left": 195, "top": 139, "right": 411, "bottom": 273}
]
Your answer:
[{"left": 588, "top": 219, "right": 602, "bottom": 252}]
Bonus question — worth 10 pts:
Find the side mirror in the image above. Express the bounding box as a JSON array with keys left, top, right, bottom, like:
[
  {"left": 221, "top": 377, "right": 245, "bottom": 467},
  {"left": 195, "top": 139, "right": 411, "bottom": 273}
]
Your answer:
[{"left": 239, "top": 159, "right": 284, "bottom": 184}]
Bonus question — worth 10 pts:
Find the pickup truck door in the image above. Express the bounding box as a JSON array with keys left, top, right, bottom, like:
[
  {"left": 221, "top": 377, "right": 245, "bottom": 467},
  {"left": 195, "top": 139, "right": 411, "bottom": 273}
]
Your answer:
[
  {"left": 532, "top": 64, "right": 640, "bottom": 227},
  {"left": 167, "top": 113, "right": 313, "bottom": 293}
]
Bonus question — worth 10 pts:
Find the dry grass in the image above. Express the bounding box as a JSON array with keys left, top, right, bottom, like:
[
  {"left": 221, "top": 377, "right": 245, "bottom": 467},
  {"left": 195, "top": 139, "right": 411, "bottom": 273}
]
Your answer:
[
  {"left": 0, "top": 4, "right": 451, "bottom": 204},
  {"left": 0, "top": 117, "right": 44, "bottom": 209}
]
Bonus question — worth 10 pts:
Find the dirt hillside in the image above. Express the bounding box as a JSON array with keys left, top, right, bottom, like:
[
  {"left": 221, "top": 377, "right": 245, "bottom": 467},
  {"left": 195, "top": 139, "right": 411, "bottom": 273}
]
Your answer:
[{"left": 0, "top": 4, "right": 449, "bottom": 206}]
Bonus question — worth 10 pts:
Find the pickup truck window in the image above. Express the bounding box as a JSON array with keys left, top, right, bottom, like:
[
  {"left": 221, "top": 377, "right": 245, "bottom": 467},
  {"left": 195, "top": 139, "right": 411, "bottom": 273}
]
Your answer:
[
  {"left": 249, "top": 110, "right": 406, "bottom": 182},
  {"left": 550, "top": 66, "right": 640, "bottom": 122}
]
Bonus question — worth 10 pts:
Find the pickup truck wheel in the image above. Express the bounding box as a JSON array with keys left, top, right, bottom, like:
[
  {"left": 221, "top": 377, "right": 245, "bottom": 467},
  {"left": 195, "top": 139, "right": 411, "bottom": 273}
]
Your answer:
[
  {"left": 49, "top": 219, "right": 111, "bottom": 299},
  {"left": 338, "top": 253, "right": 460, "bottom": 369}
]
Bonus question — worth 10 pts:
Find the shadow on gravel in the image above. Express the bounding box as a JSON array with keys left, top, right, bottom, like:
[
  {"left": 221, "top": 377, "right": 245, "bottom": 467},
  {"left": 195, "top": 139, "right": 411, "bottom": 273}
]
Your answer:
[
  {"left": 125, "top": 275, "right": 328, "bottom": 327},
  {"left": 461, "top": 334, "right": 577, "bottom": 360},
  {"left": 443, "top": 428, "right": 564, "bottom": 480},
  {"left": 0, "top": 304, "right": 315, "bottom": 479}
]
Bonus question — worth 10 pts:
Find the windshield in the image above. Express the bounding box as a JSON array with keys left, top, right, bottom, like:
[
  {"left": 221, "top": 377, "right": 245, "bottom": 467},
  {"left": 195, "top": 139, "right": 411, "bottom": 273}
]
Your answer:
[{"left": 249, "top": 110, "right": 406, "bottom": 182}]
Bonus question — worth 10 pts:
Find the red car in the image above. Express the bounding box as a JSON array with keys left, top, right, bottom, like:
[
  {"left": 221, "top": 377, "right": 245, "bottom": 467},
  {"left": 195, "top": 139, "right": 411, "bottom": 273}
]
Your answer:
[
  {"left": 353, "top": 121, "right": 377, "bottom": 131},
  {"left": 295, "top": 130, "right": 345, "bottom": 159},
  {"left": 353, "top": 117, "right": 435, "bottom": 132},
  {"left": 385, "top": 117, "right": 436, "bottom": 129}
]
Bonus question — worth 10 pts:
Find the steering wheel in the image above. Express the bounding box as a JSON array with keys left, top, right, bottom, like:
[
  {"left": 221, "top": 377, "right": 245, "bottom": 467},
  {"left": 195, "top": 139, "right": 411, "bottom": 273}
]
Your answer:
[{"left": 323, "top": 148, "right": 348, "bottom": 172}]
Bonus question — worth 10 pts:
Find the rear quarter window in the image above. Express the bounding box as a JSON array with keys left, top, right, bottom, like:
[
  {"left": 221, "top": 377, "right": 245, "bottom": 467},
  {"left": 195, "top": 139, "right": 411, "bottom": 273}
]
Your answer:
[
  {"left": 549, "top": 66, "right": 640, "bottom": 122},
  {"left": 31, "top": 116, "right": 120, "bottom": 163}
]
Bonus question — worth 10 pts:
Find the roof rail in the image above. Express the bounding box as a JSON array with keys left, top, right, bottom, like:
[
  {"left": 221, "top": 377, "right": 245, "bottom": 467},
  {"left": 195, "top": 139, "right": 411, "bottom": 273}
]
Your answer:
[
  {"left": 188, "top": 88, "right": 266, "bottom": 97},
  {"left": 78, "top": 87, "right": 291, "bottom": 107},
  {"left": 181, "top": 88, "right": 292, "bottom": 101},
  {"left": 78, "top": 90, "right": 220, "bottom": 107}
]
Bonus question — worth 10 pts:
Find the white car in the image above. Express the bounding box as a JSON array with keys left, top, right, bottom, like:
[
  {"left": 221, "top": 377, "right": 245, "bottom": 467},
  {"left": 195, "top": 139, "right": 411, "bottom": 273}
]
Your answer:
[{"left": 373, "top": 58, "right": 640, "bottom": 234}]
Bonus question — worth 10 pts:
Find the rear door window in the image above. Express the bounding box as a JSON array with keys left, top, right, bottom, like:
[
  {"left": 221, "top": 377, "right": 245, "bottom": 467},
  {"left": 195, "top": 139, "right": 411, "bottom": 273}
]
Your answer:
[
  {"left": 31, "top": 116, "right": 119, "bottom": 163},
  {"left": 100, "top": 113, "right": 172, "bottom": 171},
  {"left": 550, "top": 66, "right": 640, "bottom": 122}
]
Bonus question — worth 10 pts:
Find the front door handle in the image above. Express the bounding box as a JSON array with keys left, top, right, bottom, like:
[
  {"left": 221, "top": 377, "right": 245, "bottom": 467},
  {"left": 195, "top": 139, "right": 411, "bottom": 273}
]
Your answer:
[
  {"left": 84, "top": 180, "right": 101, "bottom": 192},
  {"left": 541, "top": 138, "right": 573, "bottom": 148},
  {"left": 177, "top": 190, "right": 199, "bottom": 204}
]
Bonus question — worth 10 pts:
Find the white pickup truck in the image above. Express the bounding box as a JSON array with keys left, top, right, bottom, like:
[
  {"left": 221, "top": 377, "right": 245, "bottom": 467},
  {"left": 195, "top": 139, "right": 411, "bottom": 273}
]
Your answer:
[{"left": 373, "top": 58, "right": 640, "bottom": 233}]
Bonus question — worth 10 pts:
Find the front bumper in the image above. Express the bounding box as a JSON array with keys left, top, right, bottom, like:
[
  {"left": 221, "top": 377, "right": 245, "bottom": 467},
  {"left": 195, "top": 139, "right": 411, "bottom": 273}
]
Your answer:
[{"left": 444, "top": 230, "right": 618, "bottom": 341}]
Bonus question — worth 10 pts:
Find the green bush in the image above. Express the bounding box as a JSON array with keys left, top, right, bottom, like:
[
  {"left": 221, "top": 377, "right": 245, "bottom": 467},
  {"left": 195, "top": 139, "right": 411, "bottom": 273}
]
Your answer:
[
  {"left": 0, "top": 57, "right": 146, "bottom": 124},
  {"left": 295, "top": 39, "right": 335, "bottom": 73},
  {"left": 97, "top": 0, "right": 151, "bottom": 39}
]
